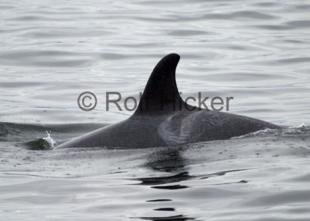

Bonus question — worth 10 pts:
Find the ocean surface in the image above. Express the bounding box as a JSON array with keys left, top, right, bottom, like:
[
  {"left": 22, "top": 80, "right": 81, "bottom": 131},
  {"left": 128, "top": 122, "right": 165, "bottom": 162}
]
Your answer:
[{"left": 0, "top": 0, "right": 310, "bottom": 220}]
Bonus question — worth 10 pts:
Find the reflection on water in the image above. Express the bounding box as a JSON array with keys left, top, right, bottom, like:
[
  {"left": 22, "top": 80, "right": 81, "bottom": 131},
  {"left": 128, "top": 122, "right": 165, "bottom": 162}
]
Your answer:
[
  {"left": 144, "top": 147, "right": 188, "bottom": 173},
  {"left": 139, "top": 214, "right": 195, "bottom": 221},
  {"left": 144, "top": 152, "right": 189, "bottom": 218},
  {"left": 135, "top": 147, "right": 251, "bottom": 220},
  {"left": 136, "top": 148, "right": 192, "bottom": 220}
]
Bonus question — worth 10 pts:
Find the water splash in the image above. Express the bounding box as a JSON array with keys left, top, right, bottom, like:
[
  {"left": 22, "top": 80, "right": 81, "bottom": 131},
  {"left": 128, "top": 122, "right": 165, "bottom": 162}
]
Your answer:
[
  {"left": 24, "top": 131, "right": 56, "bottom": 150},
  {"left": 43, "top": 131, "right": 56, "bottom": 148}
]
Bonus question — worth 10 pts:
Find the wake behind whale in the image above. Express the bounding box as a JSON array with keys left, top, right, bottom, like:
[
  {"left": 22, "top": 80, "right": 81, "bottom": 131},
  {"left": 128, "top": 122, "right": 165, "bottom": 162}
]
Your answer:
[{"left": 57, "top": 53, "right": 279, "bottom": 149}]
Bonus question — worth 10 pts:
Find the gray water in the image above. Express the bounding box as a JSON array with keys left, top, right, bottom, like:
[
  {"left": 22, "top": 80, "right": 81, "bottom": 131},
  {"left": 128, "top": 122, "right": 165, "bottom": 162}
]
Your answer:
[{"left": 0, "top": 0, "right": 310, "bottom": 220}]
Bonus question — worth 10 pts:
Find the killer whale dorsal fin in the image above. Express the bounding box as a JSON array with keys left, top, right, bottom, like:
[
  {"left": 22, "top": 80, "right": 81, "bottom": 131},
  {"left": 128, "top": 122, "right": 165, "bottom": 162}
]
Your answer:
[{"left": 134, "top": 53, "right": 185, "bottom": 115}]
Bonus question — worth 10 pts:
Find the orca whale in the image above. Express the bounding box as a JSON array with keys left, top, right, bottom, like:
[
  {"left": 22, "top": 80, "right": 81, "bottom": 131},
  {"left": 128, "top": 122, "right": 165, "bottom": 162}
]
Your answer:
[{"left": 57, "top": 53, "right": 279, "bottom": 149}]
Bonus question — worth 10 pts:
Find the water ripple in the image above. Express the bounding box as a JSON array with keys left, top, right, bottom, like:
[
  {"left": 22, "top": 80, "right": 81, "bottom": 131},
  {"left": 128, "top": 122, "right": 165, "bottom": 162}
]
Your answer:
[{"left": 0, "top": 50, "right": 95, "bottom": 67}]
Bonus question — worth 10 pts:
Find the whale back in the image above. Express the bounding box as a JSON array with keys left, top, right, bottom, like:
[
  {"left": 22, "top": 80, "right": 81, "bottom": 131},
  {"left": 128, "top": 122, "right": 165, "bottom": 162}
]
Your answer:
[{"left": 57, "top": 53, "right": 280, "bottom": 149}]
